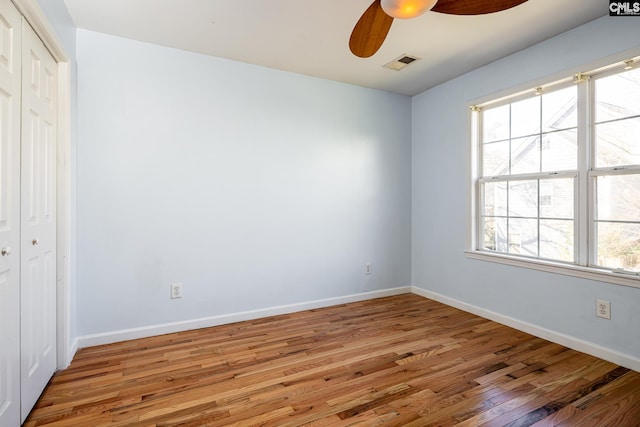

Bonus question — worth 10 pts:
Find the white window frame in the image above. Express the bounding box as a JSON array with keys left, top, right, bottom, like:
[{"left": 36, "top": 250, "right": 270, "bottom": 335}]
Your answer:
[{"left": 467, "top": 52, "right": 640, "bottom": 290}]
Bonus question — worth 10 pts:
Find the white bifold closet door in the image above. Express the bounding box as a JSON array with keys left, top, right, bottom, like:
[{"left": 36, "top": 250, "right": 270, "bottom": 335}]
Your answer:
[
  {"left": 20, "top": 12, "right": 57, "bottom": 423},
  {"left": 0, "top": 0, "right": 57, "bottom": 425}
]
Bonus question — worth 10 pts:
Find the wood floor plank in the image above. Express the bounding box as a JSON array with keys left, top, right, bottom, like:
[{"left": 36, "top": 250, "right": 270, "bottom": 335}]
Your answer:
[{"left": 25, "top": 294, "right": 640, "bottom": 426}]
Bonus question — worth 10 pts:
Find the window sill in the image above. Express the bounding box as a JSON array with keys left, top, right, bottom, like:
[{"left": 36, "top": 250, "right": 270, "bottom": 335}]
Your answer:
[{"left": 465, "top": 251, "right": 640, "bottom": 289}]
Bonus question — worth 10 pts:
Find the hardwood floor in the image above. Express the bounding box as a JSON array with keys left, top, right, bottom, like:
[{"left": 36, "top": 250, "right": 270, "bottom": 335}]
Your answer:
[{"left": 25, "top": 294, "right": 640, "bottom": 426}]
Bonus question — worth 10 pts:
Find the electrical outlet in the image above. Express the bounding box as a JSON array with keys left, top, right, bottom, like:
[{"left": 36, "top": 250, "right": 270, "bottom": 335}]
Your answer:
[
  {"left": 170, "top": 283, "right": 183, "bottom": 299},
  {"left": 596, "top": 299, "right": 610, "bottom": 319},
  {"left": 364, "top": 263, "right": 372, "bottom": 275}
]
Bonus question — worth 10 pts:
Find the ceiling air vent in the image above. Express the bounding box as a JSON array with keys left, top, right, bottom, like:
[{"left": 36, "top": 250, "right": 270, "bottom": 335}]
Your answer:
[{"left": 383, "top": 54, "right": 420, "bottom": 71}]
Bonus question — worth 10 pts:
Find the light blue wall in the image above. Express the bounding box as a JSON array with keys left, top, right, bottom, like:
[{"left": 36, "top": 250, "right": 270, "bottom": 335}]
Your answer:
[
  {"left": 75, "top": 30, "right": 412, "bottom": 335},
  {"left": 36, "top": 1, "right": 640, "bottom": 363},
  {"left": 36, "top": 0, "right": 78, "bottom": 353},
  {"left": 412, "top": 16, "right": 640, "bottom": 359}
]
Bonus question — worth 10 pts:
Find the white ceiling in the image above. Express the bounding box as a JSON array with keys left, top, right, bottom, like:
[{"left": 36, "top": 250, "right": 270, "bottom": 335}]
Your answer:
[{"left": 63, "top": 0, "right": 607, "bottom": 96}]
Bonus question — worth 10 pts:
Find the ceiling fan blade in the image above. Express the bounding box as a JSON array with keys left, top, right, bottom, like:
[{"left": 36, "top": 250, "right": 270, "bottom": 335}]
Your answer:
[
  {"left": 432, "top": 0, "right": 528, "bottom": 15},
  {"left": 349, "top": 0, "right": 394, "bottom": 58}
]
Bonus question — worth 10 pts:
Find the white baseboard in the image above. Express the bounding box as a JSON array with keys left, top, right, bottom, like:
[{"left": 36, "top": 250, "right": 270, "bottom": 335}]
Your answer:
[
  {"left": 56, "top": 337, "right": 78, "bottom": 370},
  {"left": 77, "top": 286, "right": 412, "bottom": 349},
  {"left": 66, "top": 338, "right": 78, "bottom": 367},
  {"left": 411, "top": 286, "right": 640, "bottom": 372},
  {"left": 74, "top": 285, "right": 639, "bottom": 373}
]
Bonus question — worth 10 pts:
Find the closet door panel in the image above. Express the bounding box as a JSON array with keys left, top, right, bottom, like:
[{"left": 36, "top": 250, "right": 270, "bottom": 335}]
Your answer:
[
  {"left": 20, "top": 18, "right": 57, "bottom": 422},
  {"left": 0, "top": 1, "right": 22, "bottom": 426}
]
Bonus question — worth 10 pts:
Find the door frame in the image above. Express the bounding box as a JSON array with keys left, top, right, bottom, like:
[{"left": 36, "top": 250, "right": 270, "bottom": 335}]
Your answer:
[{"left": 12, "top": 0, "right": 73, "bottom": 369}]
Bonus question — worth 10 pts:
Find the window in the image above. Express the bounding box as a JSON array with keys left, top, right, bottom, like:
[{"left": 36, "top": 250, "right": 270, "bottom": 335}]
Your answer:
[
  {"left": 472, "top": 58, "right": 640, "bottom": 281},
  {"left": 593, "top": 67, "right": 640, "bottom": 272}
]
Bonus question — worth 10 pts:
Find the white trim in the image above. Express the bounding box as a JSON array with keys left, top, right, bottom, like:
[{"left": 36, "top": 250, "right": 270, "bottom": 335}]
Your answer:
[
  {"left": 11, "top": 0, "right": 68, "bottom": 60},
  {"left": 77, "top": 287, "right": 412, "bottom": 348},
  {"left": 578, "top": 73, "right": 590, "bottom": 266},
  {"left": 411, "top": 286, "right": 640, "bottom": 372},
  {"left": 468, "top": 108, "right": 479, "bottom": 252},
  {"left": 12, "top": 0, "right": 74, "bottom": 369},
  {"left": 66, "top": 338, "right": 78, "bottom": 366},
  {"left": 465, "top": 250, "right": 640, "bottom": 288},
  {"left": 55, "top": 60, "right": 72, "bottom": 369}
]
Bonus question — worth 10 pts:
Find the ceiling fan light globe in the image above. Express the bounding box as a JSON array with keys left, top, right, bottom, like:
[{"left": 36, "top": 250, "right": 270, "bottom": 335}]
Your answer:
[{"left": 380, "top": 0, "right": 438, "bottom": 19}]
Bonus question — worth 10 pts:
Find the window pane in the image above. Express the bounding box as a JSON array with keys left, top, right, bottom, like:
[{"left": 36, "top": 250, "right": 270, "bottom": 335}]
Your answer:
[
  {"left": 540, "top": 178, "right": 574, "bottom": 219},
  {"left": 483, "top": 217, "right": 509, "bottom": 252},
  {"left": 509, "top": 218, "right": 538, "bottom": 257},
  {"left": 483, "top": 217, "right": 496, "bottom": 250},
  {"left": 511, "top": 136, "right": 540, "bottom": 175},
  {"left": 483, "top": 104, "right": 509, "bottom": 142},
  {"left": 595, "top": 173, "right": 640, "bottom": 272},
  {"left": 511, "top": 97, "right": 540, "bottom": 138},
  {"left": 483, "top": 181, "right": 507, "bottom": 216},
  {"left": 483, "top": 140, "right": 509, "bottom": 176},
  {"left": 541, "top": 130, "right": 577, "bottom": 172},
  {"left": 540, "top": 219, "right": 574, "bottom": 262},
  {"left": 595, "top": 67, "right": 640, "bottom": 122},
  {"left": 490, "top": 217, "right": 508, "bottom": 252},
  {"left": 483, "top": 217, "right": 508, "bottom": 252},
  {"left": 542, "top": 86, "right": 577, "bottom": 132},
  {"left": 509, "top": 180, "right": 538, "bottom": 217},
  {"left": 596, "top": 222, "right": 640, "bottom": 272},
  {"left": 596, "top": 174, "right": 640, "bottom": 222},
  {"left": 595, "top": 117, "right": 640, "bottom": 167}
]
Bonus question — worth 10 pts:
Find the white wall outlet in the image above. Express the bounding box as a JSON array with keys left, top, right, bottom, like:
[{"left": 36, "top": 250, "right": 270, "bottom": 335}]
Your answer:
[
  {"left": 170, "top": 283, "right": 183, "bottom": 299},
  {"left": 596, "top": 299, "right": 610, "bottom": 319},
  {"left": 364, "top": 262, "right": 372, "bottom": 275}
]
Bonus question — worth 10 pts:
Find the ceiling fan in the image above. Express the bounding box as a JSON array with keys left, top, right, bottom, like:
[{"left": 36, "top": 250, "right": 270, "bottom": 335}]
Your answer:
[{"left": 350, "top": 0, "right": 529, "bottom": 58}]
